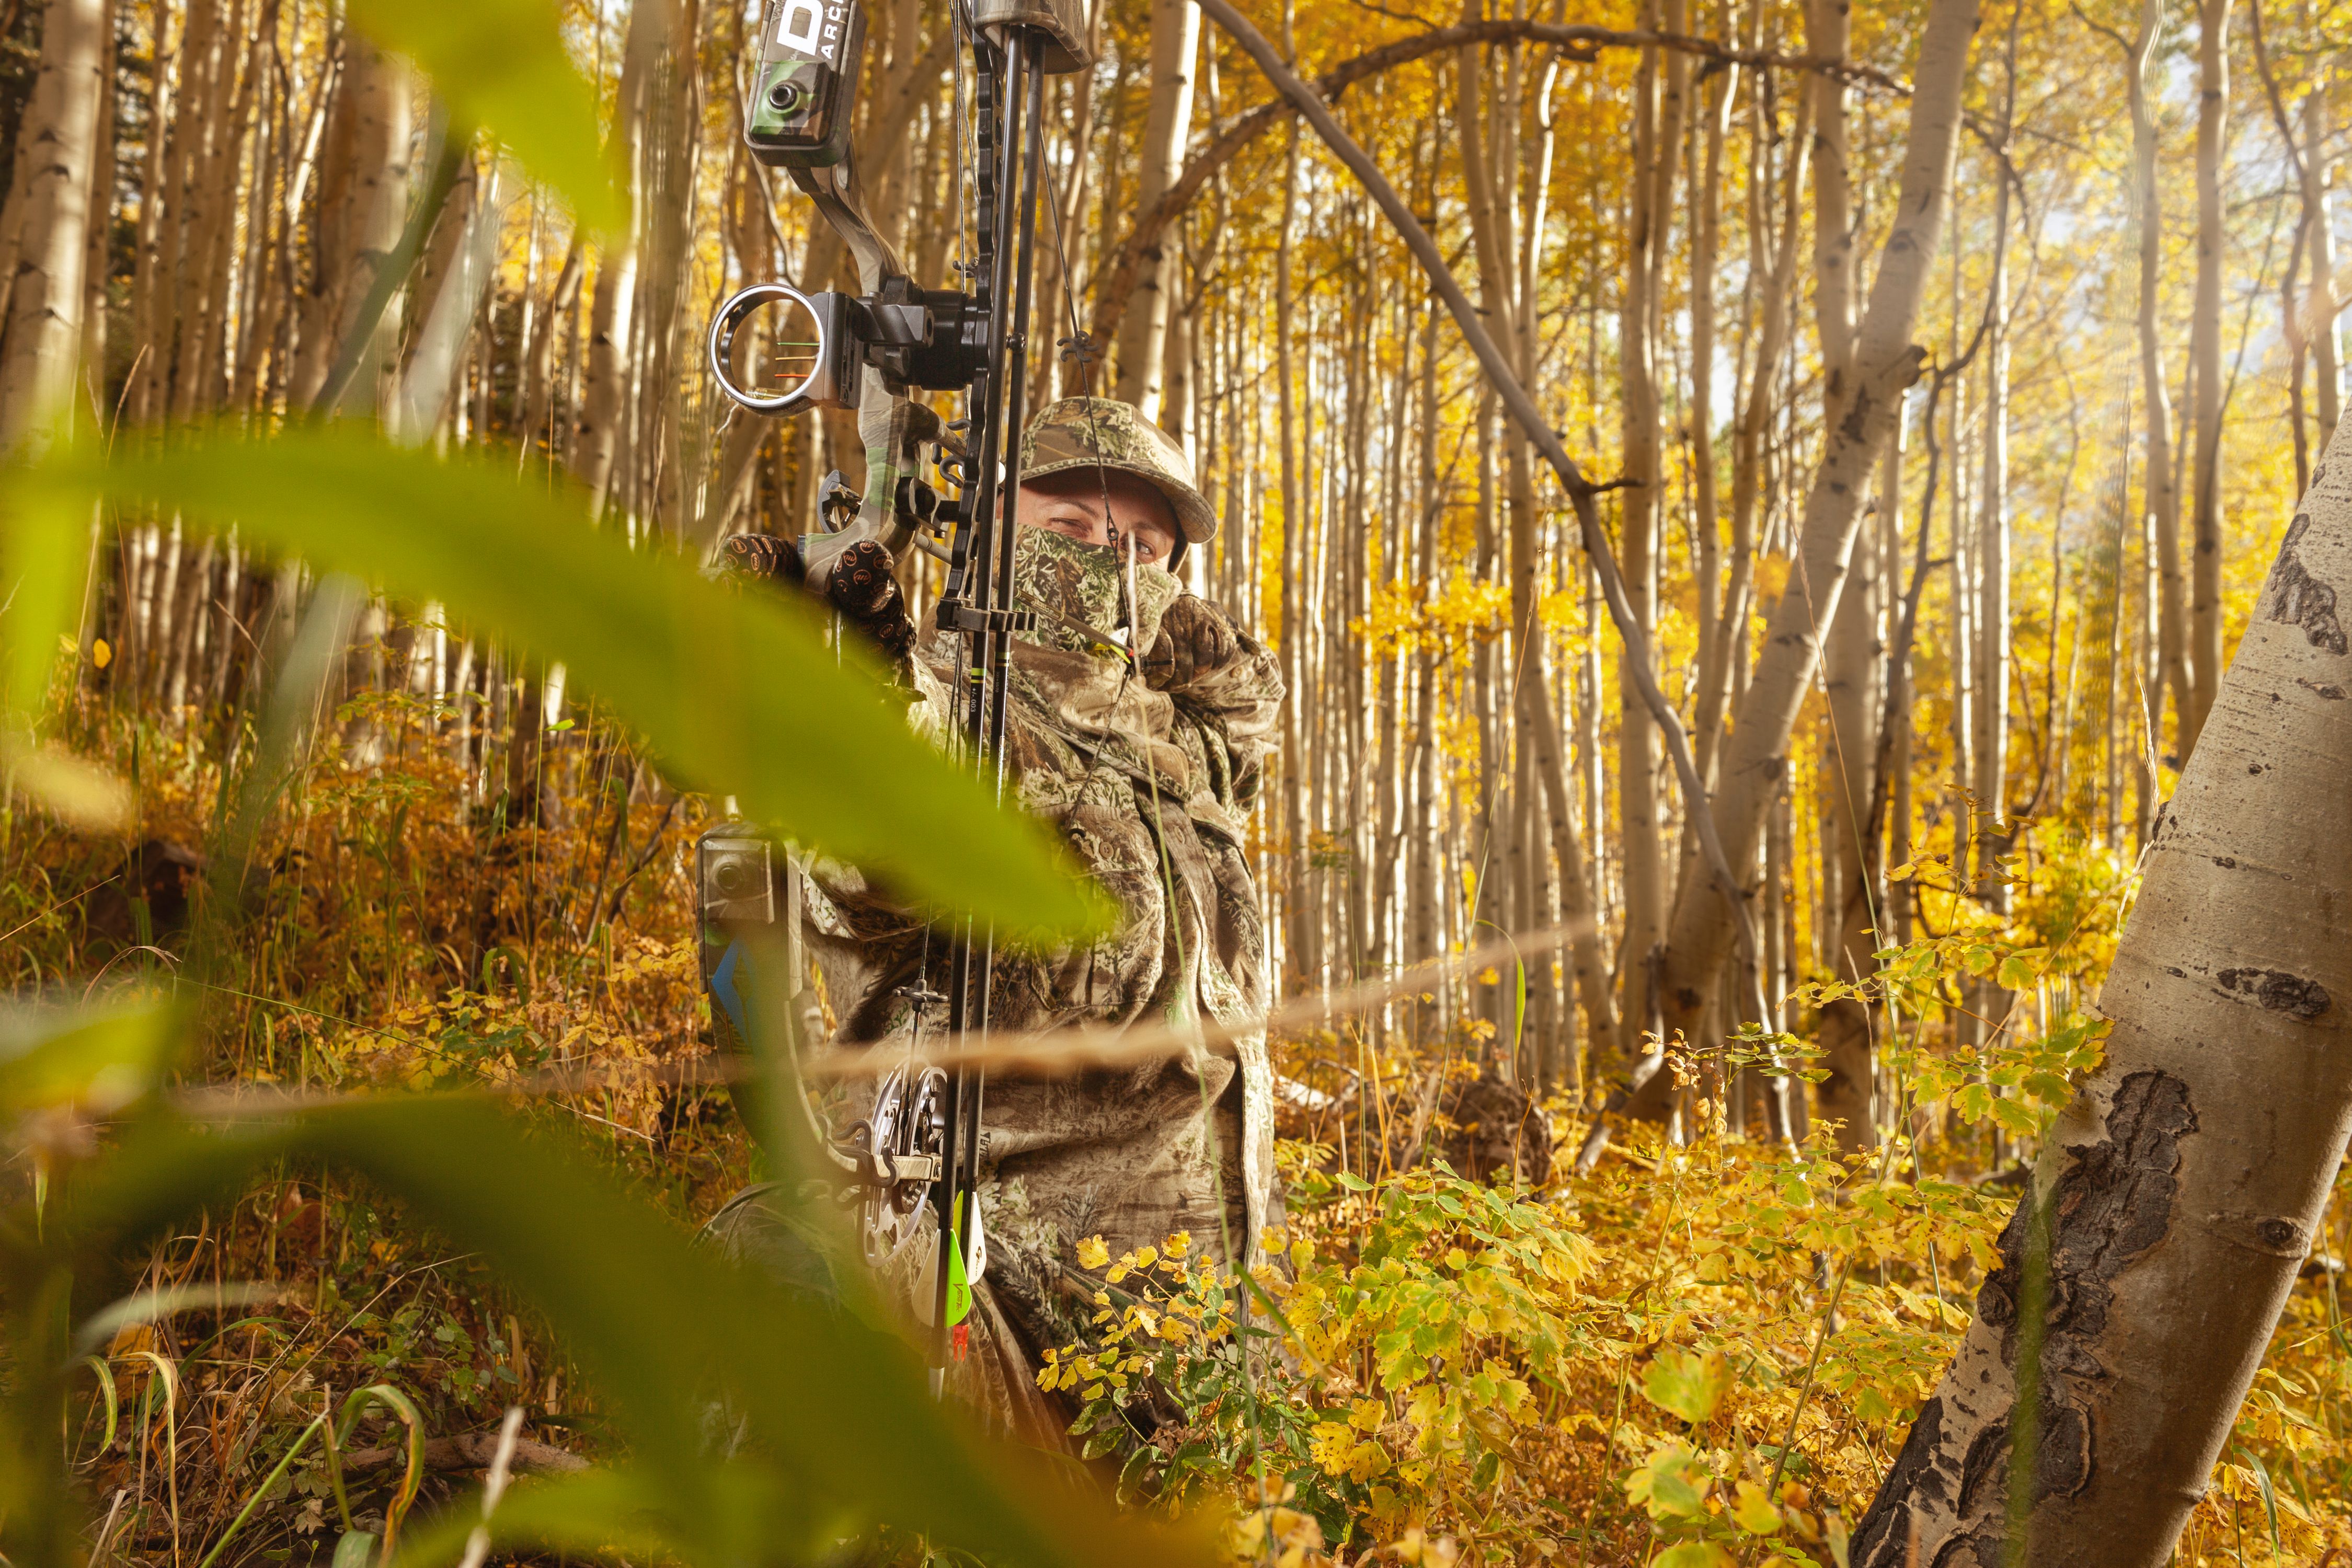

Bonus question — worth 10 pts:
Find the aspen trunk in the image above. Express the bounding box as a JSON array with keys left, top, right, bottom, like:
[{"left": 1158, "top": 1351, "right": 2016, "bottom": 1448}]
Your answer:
[
  {"left": 1110, "top": 0, "right": 1199, "bottom": 419},
  {"left": 1276, "top": 112, "right": 1312, "bottom": 993},
  {"left": 2302, "top": 88, "right": 2338, "bottom": 455},
  {"left": 290, "top": 41, "right": 412, "bottom": 413},
  {"left": 1689, "top": 66, "right": 1729, "bottom": 736},
  {"left": 1972, "top": 143, "right": 2013, "bottom": 899},
  {"left": 2116, "top": 0, "right": 2190, "bottom": 766},
  {"left": 1699, "top": 82, "right": 1808, "bottom": 789},
  {"left": 1808, "top": 0, "right": 1854, "bottom": 384},
  {"left": 1641, "top": 0, "right": 1979, "bottom": 1087},
  {"left": 1816, "top": 453, "right": 1883, "bottom": 1150},
  {"left": 1808, "top": 0, "right": 1874, "bottom": 1148},
  {"left": 1860, "top": 426, "right": 2352, "bottom": 1568},
  {"left": 0, "top": 0, "right": 108, "bottom": 449},
  {"left": 2183, "top": 0, "right": 2232, "bottom": 754},
  {"left": 1612, "top": 0, "right": 1684, "bottom": 1054},
  {"left": 575, "top": 0, "right": 666, "bottom": 517}
]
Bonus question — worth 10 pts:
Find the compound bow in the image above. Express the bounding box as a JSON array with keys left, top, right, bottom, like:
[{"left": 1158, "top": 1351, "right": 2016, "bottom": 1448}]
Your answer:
[{"left": 698, "top": 0, "right": 1092, "bottom": 1394}]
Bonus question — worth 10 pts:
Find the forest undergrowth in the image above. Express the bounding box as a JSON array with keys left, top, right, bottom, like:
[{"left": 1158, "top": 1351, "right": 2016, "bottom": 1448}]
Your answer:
[{"left": 9, "top": 685, "right": 2352, "bottom": 1567}]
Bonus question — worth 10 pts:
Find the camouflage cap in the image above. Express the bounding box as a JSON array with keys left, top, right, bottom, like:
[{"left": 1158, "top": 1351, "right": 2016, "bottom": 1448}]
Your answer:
[{"left": 1018, "top": 397, "right": 1218, "bottom": 546}]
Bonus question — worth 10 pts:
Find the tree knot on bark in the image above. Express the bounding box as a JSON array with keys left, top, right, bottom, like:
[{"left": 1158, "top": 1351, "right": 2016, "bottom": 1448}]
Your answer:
[
  {"left": 2214, "top": 967, "right": 2332, "bottom": 1020},
  {"left": 2258, "top": 515, "right": 2348, "bottom": 657},
  {"left": 2201, "top": 1212, "right": 2310, "bottom": 1258},
  {"left": 1855, "top": 1072, "right": 2196, "bottom": 1563},
  {"left": 1837, "top": 382, "right": 1876, "bottom": 446}
]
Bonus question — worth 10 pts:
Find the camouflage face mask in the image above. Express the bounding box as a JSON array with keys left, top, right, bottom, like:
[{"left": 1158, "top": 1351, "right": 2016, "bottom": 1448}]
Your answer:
[{"left": 1011, "top": 524, "right": 1181, "bottom": 663}]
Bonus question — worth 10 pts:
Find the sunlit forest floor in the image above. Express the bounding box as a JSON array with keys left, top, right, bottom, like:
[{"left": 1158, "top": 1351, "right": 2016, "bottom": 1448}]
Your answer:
[{"left": 10, "top": 690, "right": 2352, "bottom": 1566}]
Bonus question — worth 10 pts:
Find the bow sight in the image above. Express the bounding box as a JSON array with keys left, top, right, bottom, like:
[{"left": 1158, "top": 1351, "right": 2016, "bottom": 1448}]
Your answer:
[{"left": 702, "top": 0, "right": 1091, "bottom": 1394}]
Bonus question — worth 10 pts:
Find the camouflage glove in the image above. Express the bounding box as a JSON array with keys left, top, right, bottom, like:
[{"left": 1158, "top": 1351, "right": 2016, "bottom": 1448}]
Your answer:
[
  {"left": 1142, "top": 594, "right": 1241, "bottom": 696},
  {"left": 719, "top": 533, "right": 915, "bottom": 664},
  {"left": 824, "top": 539, "right": 917, "bottom": 663},
  {"left": 720, "top": 531, "right": 807, "bottom": 586}
]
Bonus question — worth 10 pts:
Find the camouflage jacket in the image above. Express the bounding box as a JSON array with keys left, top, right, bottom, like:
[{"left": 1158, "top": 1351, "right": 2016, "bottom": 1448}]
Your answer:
[{"left": 794, "top": 526, "right": 1284, "bottom": 1442}]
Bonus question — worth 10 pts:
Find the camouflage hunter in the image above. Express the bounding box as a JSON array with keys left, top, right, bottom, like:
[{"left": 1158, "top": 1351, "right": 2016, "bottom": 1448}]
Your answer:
[{"left": 713, "top": 400, "right": 1283, "bottom": 1448}]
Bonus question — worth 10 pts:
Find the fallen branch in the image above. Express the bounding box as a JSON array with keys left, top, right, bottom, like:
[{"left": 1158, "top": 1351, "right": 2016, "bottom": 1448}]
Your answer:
[{"left": 340, "top": 1430, "right": 588, "bottom": 1475}]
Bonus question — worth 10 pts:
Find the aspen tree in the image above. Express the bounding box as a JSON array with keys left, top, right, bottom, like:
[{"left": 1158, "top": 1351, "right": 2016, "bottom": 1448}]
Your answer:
[
  {"left": 2102, "top": 0, "right": 2195, "bottom": 756},
  {"left": 1972, "top": 44, "right": 2014, "bottom": 902},
  {"left": 1810, "top": 0, "right": 1878, "bottom": 1150},
  {"left": 1637, "top": 0, "right": 1981, "bottom": 1100},
  {"left": 2184, "top": 0, "right": 2232, "bottom": 752},
  {"left": 1613, "top": 0, "right": 1685, "bottom": 1053},
  {"left": 1111, "top": 0, "right": 1199, "bottom": 419},
  {"left": 1859, "top": 428, "right": 2352, "bottom": 1568},
  {"left": 289, "top": 40, "right": 411, "bottom": 413},
  {"left": 2303, "top": 88, "right": 2339, "bottom": 452},
  {"left": 576, "top": 0, "right": 667, "bottom": 517},
  {"left": 0, "top": 0, "right": 109, "bottom": 449},
  {"left": 1275, "top": 39, "right": 1312, "bottom": 993}
]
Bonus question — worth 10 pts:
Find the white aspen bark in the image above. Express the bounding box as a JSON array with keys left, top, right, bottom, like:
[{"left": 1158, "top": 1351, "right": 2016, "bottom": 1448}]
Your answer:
[
  {"left": 575, "top": 0, "right": 664, "bottom": 516},
  {"left": 289, "top": 41, "right": 411, "bottom": 413},
  {"left": 1613, "top": 0, "right": 1679, "bottom": 1053},
  {"left": 175, "top": 0, "right": 265, "bottom": 420},
  {"left": 1110, "top": 0, "right": 1200, "bottom": 419},
  {"left": 76, "top": 0, "right": 112, "bottom": 389},
  {"left": 1807, "top": 0, "right": 1854, "bottom": 385},
  {"left": 1810, "top": 0, "right": 1870, "bottom": 1147},
  {"left": 394, "top": 159, "right": 508, "bottom": 445},
  {"left": 1690, "top": 66, "right": 1730, "bottom": 725},
  {"left": 122, "top": 0, "right": 175, "bottom": 424},
  {"left": 1860, "top": 425, "right": 2352, "bottom": 1568},
  {"left": 0, "top": 0, "right": 108, "bottom": 451},
  {"left": 2112, "top": 0, "right": 2190, "bottom": 765},
  {"left": 1458, "top": 20, "right": 1530, "bottom": 1039},
  {"left": 521, "top": 235, "right": 584, "bottom": 459},
  {"left": 155, "top": 0, "right": 222, "bottom": 414},
  {"left": 1644, "top": 0, "right": 1979, "bottom": 1080},
  {"left": 1882, "top": 410, "right": 1915, "bottom": 945},
  {"left": 1276, "top": 112, "right": 1311, "bottom": 994},
  {"left": 248, "top": 34, "right": 333, "bottom": 413},
  {"left": 1817, "top": 448, "right": 1884, "bottom": 1150},
  {"left": 2184, "top": 0, "right": 2233, "bottom": 753},
  {"left": 1974, "top": 167, "right": 2012, "bottom": 897},
  {"left": 1700, "top": 84, "right": 1809, "bottom": 788},
  {"left": 628, "top": 0, "right": 703, "bottom": 534},
  {"left": 2304, "top": 88, "right": 2339, "bottom": 452},
  {"left": 1040, "top": 63, "right": 1094, "bottom": 398},
  {"left": 1408, "top": 295, "right": 1441, "bottom": 972},
  {"left": 1160, "top": 256, "right": 1192, "bottom": 450}
]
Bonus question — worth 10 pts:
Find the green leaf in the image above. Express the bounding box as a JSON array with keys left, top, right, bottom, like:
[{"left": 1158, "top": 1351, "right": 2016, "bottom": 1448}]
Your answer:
[
  {"left": 1990, "top": 1097, "right": 2040, "bottom": 1137},
  {"left": 1654, "top": 1544, "right": 1737, "bottom": 1568},
  {"left": 1639, "top": 1347, "right": 1731, "bottom": 1425},
  {"left": 384, "top": 1469, "right": 678, "bottom": 1565},
  {"left": 2234, "top": 1443, "right": 2285, "bottom": 1557},
  {"left": 345, "top": 0, "right": 624, "bottom": 233},
  {"left": 1729, "top": 1480, "right": 1781, "bottom": 1536},
  {"left": 0, "top": 467, "right": 86, "bottom": 720},
  {"left": 25, "top": 428, "right": 1099, "bottom": 939},
  {"left": 0, "top": 1005, "right": 176, "bottom": 1116},
  {"left": 1624, "top": 1440, "right": 1711, "bottom": 1520},
  {"left": 54, "top": 1097, "right": 1200, "bottom": 1568}
]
